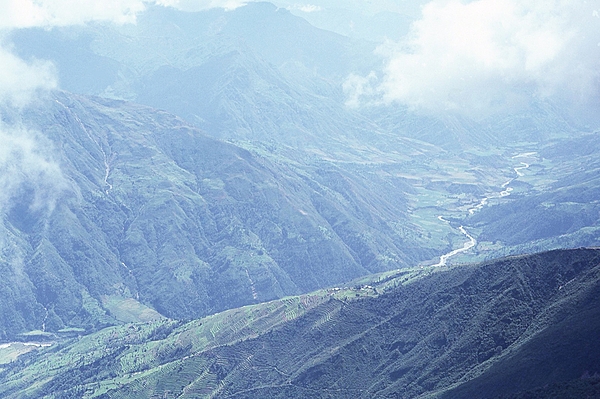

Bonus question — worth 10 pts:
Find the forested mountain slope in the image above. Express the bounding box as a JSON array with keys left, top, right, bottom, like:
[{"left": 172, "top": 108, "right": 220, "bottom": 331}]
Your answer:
[
  {"left": 10, "top": 2, "right": 600, "bottom": 269},
  {"left": 2, "top": 1, "right": 600, "bottom": 343},
  {"left": 0, "top": 91, "right": 436, "bottom": 339},
  {"left": 1, "top": 248, "right": 598, "bottom": 398}
]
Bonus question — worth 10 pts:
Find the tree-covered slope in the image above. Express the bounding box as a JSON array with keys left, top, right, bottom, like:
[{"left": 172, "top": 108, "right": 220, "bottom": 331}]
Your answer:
[
  {"left": 2, "top": 248, "right": 598, "bottom": 398},
  {"left": 9, "top": 2, "right": 600, "bottom": 269}
]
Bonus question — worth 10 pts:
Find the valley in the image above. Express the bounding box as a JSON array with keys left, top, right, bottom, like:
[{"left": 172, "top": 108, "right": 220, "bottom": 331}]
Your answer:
[
  {"left": 428, "top": 152, "right": 536, "bottom": 267},
  {"left": 0, "top": 1, "right": 599, "bottom": 398}
]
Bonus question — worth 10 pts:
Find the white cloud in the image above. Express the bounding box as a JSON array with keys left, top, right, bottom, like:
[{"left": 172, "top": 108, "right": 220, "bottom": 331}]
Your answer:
[
  {"left": 0, "top": 0, "right": 250, "bottom": 30},
  {"left": 0, "top": 122, "right": 66, "bottom": 216},
  {"left": 0, "top": 0, "right": 150, "bottom": 28},
  {"left": 0, "top": 0, "right": 156, "bottom": 103},
  {"left": 0, "top": 45, "right": 57, "bottom": 107},
  {"left": 0, "top": 0, "right": 140, "bottom": 223},
  {"left": 287, "top": 4, "right": 323, "bottom": 13},
  {"left": 156, "top": 0, "right": 246, "bottom": 12},
  {"left": 346, "top": 0, "right": 600, "bottom": 115},
  {"left": 0, "top": 0, "right": 252, "bottom": 104},
  {"left": 344, "top": 72, "right": 378, "bottom": 108}
]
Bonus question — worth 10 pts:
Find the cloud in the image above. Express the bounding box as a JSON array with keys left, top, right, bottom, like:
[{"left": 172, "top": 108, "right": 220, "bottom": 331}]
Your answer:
[
  {"left": 0, "top": 122, "right": 66, "bottom": 217},
  {"left": 0, "top": 45, "right": 57, "bottom": 107},
  {"left": 0, "top": 0, "right": 165, "bottom": 104},
  {"left": 0, "top": 0, "right": 151, "bottom": 28},
  {"left": 286, "top": 4, "right": 323, "bottom": 13},
  {"left": 343, "top": 72, "right": 378, "bottom": 108},
  {"left": 346, "top": 0, "right": 600, "bottom": 116},
  {"left": 0, "top": 0, "right": 256, "bottom": 233},
  {"left": 156, "top": 0, "right": 246, "bottom": 12},
  {"left": 0, "top": 0, "right": 135, "bottom": 225},
  {"left": 0, "top": 24, "right": 62, "bottom": 224},
  {"left": 0, "top": 0, "right": 253, "bottom": 29}
]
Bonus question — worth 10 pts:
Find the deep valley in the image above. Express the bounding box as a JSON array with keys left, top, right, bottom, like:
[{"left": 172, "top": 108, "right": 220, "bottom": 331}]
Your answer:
[{"left": 0, "top": 2, "right": 599, "bottom": 398}]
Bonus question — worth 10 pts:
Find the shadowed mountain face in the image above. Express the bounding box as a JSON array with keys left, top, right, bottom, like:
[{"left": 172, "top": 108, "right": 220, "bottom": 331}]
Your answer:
[
  {"left": 0, "top": 91, "right": 435, "bottom": 339},
  {"left": 1, "top": 248, "right": 598, "bottom": 398}
]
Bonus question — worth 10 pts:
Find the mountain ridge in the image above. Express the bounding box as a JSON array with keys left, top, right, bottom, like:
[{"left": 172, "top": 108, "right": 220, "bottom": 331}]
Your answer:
[{"left": 1, "top": 247, "right": 598, "bottom": 398}]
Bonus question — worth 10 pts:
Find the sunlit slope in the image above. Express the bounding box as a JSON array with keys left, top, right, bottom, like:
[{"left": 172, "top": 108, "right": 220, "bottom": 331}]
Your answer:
[{"left": 2, "top": 248, "right": 599, "bottom": 398}]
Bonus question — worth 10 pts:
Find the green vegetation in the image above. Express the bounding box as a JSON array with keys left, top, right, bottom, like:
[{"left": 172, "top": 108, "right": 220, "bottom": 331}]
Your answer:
[
  {"left": 1, "top": 248, "right": 598, "bottom": 398},
  {"left": 0, "top": 344, "right": 41, "bottom": 366},
  {"left": 100, "top": 296, "right": 164, "bottom": 323},
  {"left": 3, "top": 3, "right": 599, "bottom": 343}
]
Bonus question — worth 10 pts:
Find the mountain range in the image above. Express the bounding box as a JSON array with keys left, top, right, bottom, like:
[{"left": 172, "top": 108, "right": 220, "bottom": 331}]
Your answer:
[
  {"left": 1, "top": 2, "right": 599, "bottom": 397},
  {"left": 1, "top": 90, "right": 441, "bottom": 338}
]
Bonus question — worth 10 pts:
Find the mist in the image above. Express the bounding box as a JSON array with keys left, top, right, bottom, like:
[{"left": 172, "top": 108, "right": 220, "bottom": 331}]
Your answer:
[
  {"left": 0, "top": 0, "right": 161, "bottom": 226},
  {"left": 0, "top": 123, "right": 66, "bottom": 215}
]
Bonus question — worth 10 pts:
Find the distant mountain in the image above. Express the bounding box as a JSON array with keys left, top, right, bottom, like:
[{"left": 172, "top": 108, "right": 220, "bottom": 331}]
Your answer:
[
  {"left": 11, "top": 2, "right": 590, "bottom": 158},
  {"left": 12, "top": 1, "right": 557, "bottom": 155},
  {"left": 9, "top": 3, "right": 379, "bottom": 148},
  {"left": 2, "top": 248, "right": 598, "bottom": 398},
  {"left": 365, "top": 97, "right": 581, "bottom": 152}
]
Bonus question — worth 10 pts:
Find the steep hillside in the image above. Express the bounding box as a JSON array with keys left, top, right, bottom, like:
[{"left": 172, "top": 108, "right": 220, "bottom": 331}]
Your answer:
[
  {"left": 0, "top": 91, "right": 438, "bottom": 339},
  {"left": 10, "top": 3, "right": 600, "bottom": 267},
  {"left": 1, "top": 248, "right": 598, "bottom": 398},
  {"left": 3, "top": 88, "right": 598, "bottom": 341},
  {"left": 3, "top": 2, "right": 600, "bottom": 342}
]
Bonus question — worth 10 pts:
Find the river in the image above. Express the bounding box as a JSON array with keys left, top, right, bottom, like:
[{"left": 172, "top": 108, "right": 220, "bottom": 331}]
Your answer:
[{"left": 431, "top": 153, "right": 535, "bottom": 267}]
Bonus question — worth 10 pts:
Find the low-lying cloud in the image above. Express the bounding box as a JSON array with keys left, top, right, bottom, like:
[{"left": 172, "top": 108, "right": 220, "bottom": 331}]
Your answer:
[
  {"left": 0, "top": 46, "right": 64, "bottom": 227},
  {"left": 0, "top": 45, "right": 57, "bottom": 107},
  {"left": 286, "top": 4, "right": 323, "bottom": 13},
  {"left": 0, "top": 0, "right": 153, "bottom": 225},
  {"left": 0, "top": 123, "right": 66, "bottom": 215},
  {"left": 345, "top": 0, "right": 600, "bottom": 116}
]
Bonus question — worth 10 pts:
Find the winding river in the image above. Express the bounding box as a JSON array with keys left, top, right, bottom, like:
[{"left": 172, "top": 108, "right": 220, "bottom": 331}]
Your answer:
[
  {"left": 432, "top": 217, "right": 477, "bottom": 267},
  {"left": 432, "top": 153, "right": 535, "bottom": 267}
]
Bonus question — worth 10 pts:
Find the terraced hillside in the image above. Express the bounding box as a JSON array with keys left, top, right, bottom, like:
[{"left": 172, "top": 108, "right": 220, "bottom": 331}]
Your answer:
[{"left": 2, "top": 248, "right": 599, "bottom": 398}]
